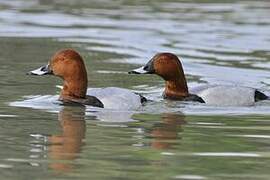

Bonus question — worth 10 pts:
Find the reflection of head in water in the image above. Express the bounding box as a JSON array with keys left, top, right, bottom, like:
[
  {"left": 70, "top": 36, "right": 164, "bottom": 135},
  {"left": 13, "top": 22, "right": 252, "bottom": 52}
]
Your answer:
[
  {"left": 48, "top": 106, "right": 86, "bottom": 173},
  {"left": 151, "top": 113, "right": 186, "bottom": 150}
]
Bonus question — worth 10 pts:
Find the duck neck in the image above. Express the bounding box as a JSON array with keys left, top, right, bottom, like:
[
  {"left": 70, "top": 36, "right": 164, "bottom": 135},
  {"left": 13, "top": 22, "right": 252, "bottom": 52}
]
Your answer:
[
  {"left": 60, "top": 75, "right": 88, "bottom": 100},
  {"left": 164, "top": 79, "right": 189, "bottom": 99}
]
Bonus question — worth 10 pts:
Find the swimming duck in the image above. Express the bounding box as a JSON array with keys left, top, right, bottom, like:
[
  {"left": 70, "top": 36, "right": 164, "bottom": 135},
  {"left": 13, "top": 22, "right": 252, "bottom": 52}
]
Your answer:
[
  {"left": 28, "top": 49, "right": 146, "bottom": 109},
  {"left": 129, "top": 53, "right": 268, "bottom": 106}
]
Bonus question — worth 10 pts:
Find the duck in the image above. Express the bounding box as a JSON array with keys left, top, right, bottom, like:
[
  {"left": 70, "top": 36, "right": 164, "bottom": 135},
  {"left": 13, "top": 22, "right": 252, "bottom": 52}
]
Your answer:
[
  {"left": 129, "top": 53, "right": 269, "bottom": 106},
  {"left": 28, "top": 49, "right": 146, "bottom": 109}
]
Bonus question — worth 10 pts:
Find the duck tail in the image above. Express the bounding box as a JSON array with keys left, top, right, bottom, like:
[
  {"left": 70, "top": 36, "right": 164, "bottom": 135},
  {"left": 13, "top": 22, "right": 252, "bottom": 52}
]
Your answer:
[
  {"left": 134, "top": 93, "right": 148, "bottom": 104},
  {"left": 139, "top": 94, "right": 148, "bottom": 104},
  {"left": 255, "top": 90, "right": 269, "bottom": 102}
]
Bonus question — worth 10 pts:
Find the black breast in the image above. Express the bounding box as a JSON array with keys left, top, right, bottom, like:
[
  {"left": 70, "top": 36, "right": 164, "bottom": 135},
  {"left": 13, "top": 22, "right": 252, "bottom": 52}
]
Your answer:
[
  {"left": 163, "top": 92, "right": 205, "bottom": 103},
  {"left": 60, "top": 96, "right": 104, "bottom": 108},
  {"left": 84, "top": 95, "right": 104, "bottom": 108},
  {"left": 254, "top": 90, "right": 268, "bottom": 102},
  {"left": 182, "top": 94, "right": 205, "bottom": 103}
]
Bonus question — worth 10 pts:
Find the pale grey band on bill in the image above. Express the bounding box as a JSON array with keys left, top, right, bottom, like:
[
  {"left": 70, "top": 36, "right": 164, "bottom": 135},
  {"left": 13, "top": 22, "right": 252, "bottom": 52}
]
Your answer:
[
  {"left": 28, "top": 64, "right": 50, "bottom": 75},
  {"left": 129, "top": 66, "right": 148, "bottom": 74}
]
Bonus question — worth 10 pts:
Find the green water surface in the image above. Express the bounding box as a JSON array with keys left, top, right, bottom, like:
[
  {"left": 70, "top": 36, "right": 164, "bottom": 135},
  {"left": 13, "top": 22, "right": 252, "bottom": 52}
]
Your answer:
[{"left": 1, "top": 0, "right": 270, "bottom": 179}]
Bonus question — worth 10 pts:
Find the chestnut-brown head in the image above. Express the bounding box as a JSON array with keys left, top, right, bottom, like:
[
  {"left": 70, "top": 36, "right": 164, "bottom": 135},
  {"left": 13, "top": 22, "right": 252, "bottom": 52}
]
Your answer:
[
  {"left": 28, "top": 49, "right": 87, "bottom": 78},
  {"left": 49, "top": 49, "right": 87, "bottom": 82},
  {"left": 28, "top": 49, "right": 88, "bottom": 99},
  {"left": 130, "top": 53, "right": 189, "bottom": 98},
  {"left": 130, "top": 53, "right": 187, "bottom": 81}
]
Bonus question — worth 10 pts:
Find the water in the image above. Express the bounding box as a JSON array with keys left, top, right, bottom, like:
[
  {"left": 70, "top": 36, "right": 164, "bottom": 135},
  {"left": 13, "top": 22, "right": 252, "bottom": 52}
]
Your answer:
[{"left": 1, "top": 0, "right": 270, "bottom": 179}]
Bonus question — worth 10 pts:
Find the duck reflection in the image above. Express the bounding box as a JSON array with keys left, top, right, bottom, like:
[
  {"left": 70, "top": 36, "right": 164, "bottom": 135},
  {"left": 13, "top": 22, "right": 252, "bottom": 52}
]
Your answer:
[
  {"left": 48, "top": 106, "right": 86, "bottom": 172},
  {"left": 150, "top": 113, "right": 186, "bottom": 150}
]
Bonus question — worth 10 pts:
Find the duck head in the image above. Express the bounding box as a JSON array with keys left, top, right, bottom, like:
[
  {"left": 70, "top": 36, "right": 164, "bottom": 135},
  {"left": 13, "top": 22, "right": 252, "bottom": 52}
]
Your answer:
[
  {"left": 130, "top": 53, "right": 189, "bottom": 99},
  {"left": 28, "top": 49, "right": 88, "bottom": 100}
]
